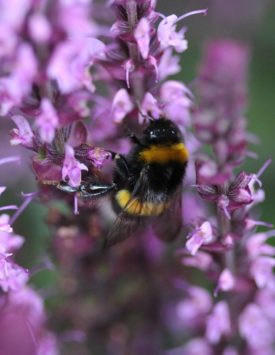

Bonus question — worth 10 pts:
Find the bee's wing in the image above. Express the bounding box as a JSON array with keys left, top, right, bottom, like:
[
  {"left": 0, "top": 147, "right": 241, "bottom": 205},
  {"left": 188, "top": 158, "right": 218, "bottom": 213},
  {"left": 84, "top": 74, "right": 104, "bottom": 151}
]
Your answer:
[
  {"left": 152, "top": 186, "right": 183, "bottom": 242},
  {"left": 103, "top": 168, "right": 152, "bottom": 248},
  {"left": 103, "top": 214, "right": 148, "bottom": 248}
]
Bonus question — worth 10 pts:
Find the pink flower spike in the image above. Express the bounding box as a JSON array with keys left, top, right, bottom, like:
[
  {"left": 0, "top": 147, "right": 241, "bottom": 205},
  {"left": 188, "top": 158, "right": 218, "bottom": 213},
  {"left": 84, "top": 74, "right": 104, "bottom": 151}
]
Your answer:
[
  {"left": 62, "top": 145, "right": 88, "bottom": 188},
  {"left": 0, "top": 187, "right": 6, "bottom": 196},
  {"left": 134, "top": 17, "right": 150, "bottom": 59},
  {"left": 186, "top": 221, "right": 214, "bottom": 255},
  {"left": 112, "top": 89, "right": 134, "bottom": 123},
  {"left": 36, "top": 99, "right": 59, "bottom": 143},
  {"left": 10, "top": 115, "right": 34, "bottom": 148}
]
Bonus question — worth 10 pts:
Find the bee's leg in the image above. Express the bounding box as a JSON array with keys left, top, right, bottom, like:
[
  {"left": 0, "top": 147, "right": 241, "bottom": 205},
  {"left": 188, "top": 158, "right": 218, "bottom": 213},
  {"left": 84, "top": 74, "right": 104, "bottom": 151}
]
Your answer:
[
  {"left": 79, "top": 182, "right": 116, "bottom": 198},
  {"left": 126, "top": 129, "right": 144, "bottom": 146},
  {"left": 56, "top": 182, "right": 80, "bottom": 193},
  {"left": 108, "top": 151, "right": 131, "bottom": 179}
]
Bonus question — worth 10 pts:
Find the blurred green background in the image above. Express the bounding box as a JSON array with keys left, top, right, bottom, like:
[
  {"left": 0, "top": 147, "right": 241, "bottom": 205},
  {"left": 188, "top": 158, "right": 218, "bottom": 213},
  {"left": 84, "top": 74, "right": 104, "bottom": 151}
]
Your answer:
[{"left": 1, "top": 0, "right": 274, "bottom": 273}]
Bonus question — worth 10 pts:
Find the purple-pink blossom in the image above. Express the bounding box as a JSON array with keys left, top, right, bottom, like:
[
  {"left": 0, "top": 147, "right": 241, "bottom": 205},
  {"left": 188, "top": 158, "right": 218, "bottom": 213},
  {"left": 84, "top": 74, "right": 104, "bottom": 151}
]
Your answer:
[
  {"left": 62, "top": 145, "right": 88, "bottom": 187},
  {"left": 36, "top": 99, "right": 59, "bottom": 144}
]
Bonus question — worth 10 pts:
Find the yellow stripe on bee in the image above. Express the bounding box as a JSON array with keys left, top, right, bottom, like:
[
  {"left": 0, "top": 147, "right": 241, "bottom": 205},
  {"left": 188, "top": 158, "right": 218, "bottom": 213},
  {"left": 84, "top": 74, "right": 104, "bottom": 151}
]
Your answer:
[
  {"left": 139, "top": 143, "right": 189, "bottom": 164},
  {"left": 115, "top": 189, "right": 166, "bottom": 216}
]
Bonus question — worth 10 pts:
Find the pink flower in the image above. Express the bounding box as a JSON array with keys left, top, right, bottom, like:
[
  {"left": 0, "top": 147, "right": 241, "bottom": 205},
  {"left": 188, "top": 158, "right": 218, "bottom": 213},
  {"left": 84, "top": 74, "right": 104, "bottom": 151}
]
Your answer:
[
  {"left": 217, "top": 268, "right": 235, "bottom": 292},
  {"left": 37, "top": 332, "right": 59, "bottom": 355},
  {"left": 176, "top": 286, "right": 212, "bottom": 324},
  {"left": 205, "top": 301, "right": 231, "bottom": 344},
  {"left": 28, "top": 13, "right": 52, "bottom": 43},
  {"left": 158, "top": 49, "right": 180, "bottom": 80},
  {"left": 0, "top": 44, "right": 37, "bottom": 115},
  {"left": 182, "top": 251, "right": 214, "bottom": 272},
  {"left": 87, "top": 148, "right": 111, "bottom": 169},
  {"left": 0, "top": 226, "right": 24, "bottom": 254},
  {"left": 138, "top": 92, "right": 161, "bottom": 123},
  {"left": 36, "top": 99, "right": 59, "bottom": 143},
  {"left": 0, "top": 76, "right": 24, "bottom": 115},
  {"left": 0, "top": 0, "right": 31, "bottom": 30},
  {"left": 250, "top": 256, "right": 275, "bottom": 288},
  {"left": 0, "top": 23, "right": 17, "bottom": 58},
  {"left": 0, "top": 286, "right": 56, "bottom": 355},
  {"left": 112, "top": 89, "right": 134, "bottom": 123},
  {"left": 7, "top": 286, "right": 45, "bottom": 326},
  {"left": 13, "top": 43, "right": 37, "bottom": 91},
  {"left": 62, "top": 145, "right": 88, "bottom": 187},
  {"left": 10, "top": 115, "right": 34, "bottom": 148},
  {"left": 0, "top": 214, "right": 13, "bottom": 234},
  {"left": 176, "top": 338, "right": 213, "bottom": 355},
  {"left": 58, "top": 0, "right": 97, "bottom": 37},
  {"left": 0, "top": 255, "right": 29, "bottom": 292},
  {"left": 48, "top": 38, "right": 105, "bottom": 94},
  {"left": 239, "top": 303, "right": 274, "bottom": 350},
  {"left": 134, "top": 17, "right": 150, "bottom": 59},
  {"left": 246, "top": 231, "right": 275, "bottom": 258},
  {"left": 186, "top": 221, "right": 214, "bottom": 255},
  {"left": 222, "top": 347, "right": 238, "bottom": 355},
  {"left": 160, "top": 80, "right": 192, "bottom": 125},
  {"left": 158, "top": 15, "right": 188, "bottom": 53}
]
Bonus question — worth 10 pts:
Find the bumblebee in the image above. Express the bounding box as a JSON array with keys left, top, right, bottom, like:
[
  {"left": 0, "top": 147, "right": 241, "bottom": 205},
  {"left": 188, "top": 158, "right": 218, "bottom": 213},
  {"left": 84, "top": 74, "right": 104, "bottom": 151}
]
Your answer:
[{"left": 58, "top": 118, "right": 189, "bottom": 247}]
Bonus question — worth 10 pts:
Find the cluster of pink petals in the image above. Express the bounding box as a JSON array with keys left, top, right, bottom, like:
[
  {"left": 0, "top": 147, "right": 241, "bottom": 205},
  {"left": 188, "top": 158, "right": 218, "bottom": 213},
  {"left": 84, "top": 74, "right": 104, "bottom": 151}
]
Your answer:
[
  {"left": 0, "top": 0, "right": 102, "bottom": 118},
  {"left": 0, "top": 157, "right": 58, "bottom": 354},
  {"left": 173, "top": 40, "right": 275, "bottom": 355}
]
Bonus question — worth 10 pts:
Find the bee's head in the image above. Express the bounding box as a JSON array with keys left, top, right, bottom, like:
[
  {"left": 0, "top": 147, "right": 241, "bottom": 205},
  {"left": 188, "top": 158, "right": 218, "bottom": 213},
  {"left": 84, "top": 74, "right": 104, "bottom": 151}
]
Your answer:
[{"left": 142, "top": 118, "right": 183, "bottom": 145}]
